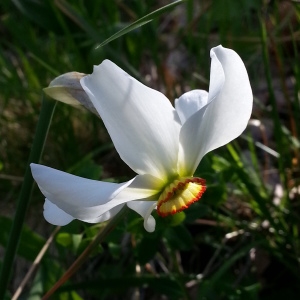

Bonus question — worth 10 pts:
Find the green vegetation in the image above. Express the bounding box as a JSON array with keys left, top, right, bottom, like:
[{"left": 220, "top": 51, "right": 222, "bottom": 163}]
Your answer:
[{"left": 1, "top": 0, "right": 300, "bottom": 299}]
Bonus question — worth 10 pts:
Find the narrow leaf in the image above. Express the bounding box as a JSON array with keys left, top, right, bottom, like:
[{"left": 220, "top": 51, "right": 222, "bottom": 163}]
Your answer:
[{"left": 96, "top": 0, "right": 185, "bottom": 49}]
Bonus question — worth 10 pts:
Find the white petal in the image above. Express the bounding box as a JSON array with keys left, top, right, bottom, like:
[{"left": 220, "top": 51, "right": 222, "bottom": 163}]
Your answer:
[
  {"left": 207, "top": 50, "right": 226, "bottom": 102},
  {"left": 43, "top": 199, "right": 74, "bottom": 225},
  {"left": 31, "top": 163, "right": 162, "bottom": 223},
  {"left": 179, "top": 45, "right": 253, "bottom": 175},
  {"left": 43, "top": 199, "right": 125, "bottom": 225},
  {"left": 89, "top": 174, "right": 163, "bottom": 222},
  {"left": 80, "top": 60, "right": 181, "bottom": 181},
  {"left": 127, "top": 201, "right": 157, "bottom": 232},
  {"left": 83, "top": 204, "right": 126, "bottom": 223},
  {"left": 175, "top": 90, "right": 208, "bottom": 125},
  {"left": 31, "top": 163, "right": 127, "bottom": 206}
]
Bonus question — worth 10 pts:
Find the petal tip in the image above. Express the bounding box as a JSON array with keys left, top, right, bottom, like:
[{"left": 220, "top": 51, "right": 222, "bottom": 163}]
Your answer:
[
  {"left": 30, "top": 163, "right": 40, "bottom": 177},
  {"left": 94, "top": 59, "right": 114, "bottom": 71},
  {"left": 144, "top": 216, "right": 156, "bottom": 233},
  {"left": 210, "top": 45, "right": 224, "bottom": 56},
  {"left": 43, "top": 200, "right": 74, "bottom": 226}
]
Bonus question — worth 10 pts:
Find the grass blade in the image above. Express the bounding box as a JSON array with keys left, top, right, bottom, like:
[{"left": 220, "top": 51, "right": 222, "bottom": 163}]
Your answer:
[{"left": 96, "top": 0, "right": 185, "bottom": 49}]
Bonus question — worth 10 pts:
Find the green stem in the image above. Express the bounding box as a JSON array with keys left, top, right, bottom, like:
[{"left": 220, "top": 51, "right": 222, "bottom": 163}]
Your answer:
[
  {"left": 260, "top": 18, "right": 285, "bottom": 183},
  {"left": 0, "top": 96, "right": 56, "bottom": 298},
  {"left": 42, "top": 206, "right": 129, "bottom": 299}
]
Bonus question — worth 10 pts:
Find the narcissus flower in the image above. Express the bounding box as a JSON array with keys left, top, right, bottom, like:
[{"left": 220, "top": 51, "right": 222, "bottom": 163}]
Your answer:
[{"left": 31, "top": 45, "right": 252, "bottom": 232}]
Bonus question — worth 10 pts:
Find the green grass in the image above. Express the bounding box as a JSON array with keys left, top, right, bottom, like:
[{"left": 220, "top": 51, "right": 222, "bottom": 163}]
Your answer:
[{"left": 0, "top": 0, "right": 300, "bottom": 299}]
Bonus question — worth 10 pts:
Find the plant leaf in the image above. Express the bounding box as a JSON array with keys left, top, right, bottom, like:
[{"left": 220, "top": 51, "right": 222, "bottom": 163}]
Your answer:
[{"left": 96, "top": 0, "right": 185, "bottom": 48}]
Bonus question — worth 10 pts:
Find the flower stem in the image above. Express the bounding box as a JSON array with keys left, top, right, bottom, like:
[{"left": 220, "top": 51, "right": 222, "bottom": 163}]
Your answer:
[
  {"left": 12, "top": 226, "right": 61, "bottom": 300},
  {"left": 0, "top": 96, "right": 56, "bottom": 299},
  {"left": 42, "top": 206, "right": 129, "bottom": 299},
  {"left": 260, "top": 17, "right": 286, "bottom": 184}
]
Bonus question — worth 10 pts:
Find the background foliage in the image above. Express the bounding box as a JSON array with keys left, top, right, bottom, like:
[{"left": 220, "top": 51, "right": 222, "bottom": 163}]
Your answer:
[{"left": 1, "top": 0, "right": 300, "bottom": 299}]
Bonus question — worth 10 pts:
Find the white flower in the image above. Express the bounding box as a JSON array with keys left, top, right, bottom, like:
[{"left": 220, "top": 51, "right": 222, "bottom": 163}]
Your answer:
[{"left": 31, "top": 45, "right": 252, "bottom": 232}]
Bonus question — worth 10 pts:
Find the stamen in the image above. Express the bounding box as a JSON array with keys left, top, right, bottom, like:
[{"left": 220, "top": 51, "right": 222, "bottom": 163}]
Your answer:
[{"left": 157, "top": 177, "right": 206, "bottom": 217}]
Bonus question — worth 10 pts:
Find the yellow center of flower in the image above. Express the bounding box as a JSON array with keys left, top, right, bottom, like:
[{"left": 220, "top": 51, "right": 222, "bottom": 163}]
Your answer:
[{"left": 157, "top": 177, "right": 206, "bottom": 217}]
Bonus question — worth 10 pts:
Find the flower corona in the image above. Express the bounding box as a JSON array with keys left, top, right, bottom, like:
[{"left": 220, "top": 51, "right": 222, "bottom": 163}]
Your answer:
[{"left": 157, "top": 177, "right": 206, "bottom": 217}]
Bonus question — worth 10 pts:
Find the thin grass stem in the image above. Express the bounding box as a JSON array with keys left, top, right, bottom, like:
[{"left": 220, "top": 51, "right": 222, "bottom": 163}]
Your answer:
[
  {"left": 260, "top": 17, "right": 286, "bottom": 184},
  {"left": 0, "top": 96, "right": 56, "bottom": 299},
  {"left": 12, "top": 226, "right": 61, "bottom": 300},
  {"left": 42, "top": 206, "right": 129, "bottom": 299}
]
